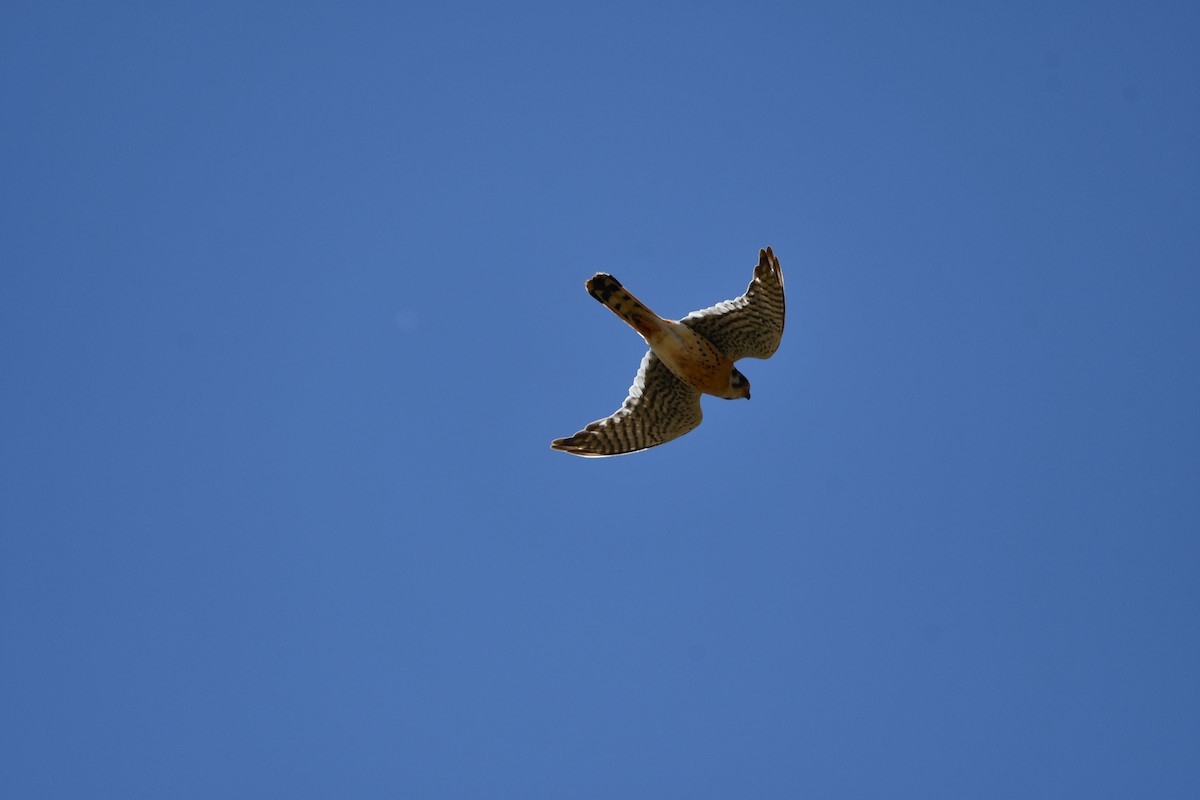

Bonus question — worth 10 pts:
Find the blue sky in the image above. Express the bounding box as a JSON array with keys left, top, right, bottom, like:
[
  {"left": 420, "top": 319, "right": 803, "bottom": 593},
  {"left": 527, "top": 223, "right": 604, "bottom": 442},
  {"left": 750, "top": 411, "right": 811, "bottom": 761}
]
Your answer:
[{"left": 2, "top": 1, "right": 1198, "bottom": 796}]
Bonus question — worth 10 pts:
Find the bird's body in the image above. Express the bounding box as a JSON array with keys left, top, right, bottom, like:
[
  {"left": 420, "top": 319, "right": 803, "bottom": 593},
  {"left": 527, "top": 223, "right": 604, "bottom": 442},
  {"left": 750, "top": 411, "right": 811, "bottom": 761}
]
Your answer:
[
  {"left": 551, "top": 247, "right": 786, "bottom": 457},
  {"left": 586, "top": 274, "right": 745, "bottom": 399}
]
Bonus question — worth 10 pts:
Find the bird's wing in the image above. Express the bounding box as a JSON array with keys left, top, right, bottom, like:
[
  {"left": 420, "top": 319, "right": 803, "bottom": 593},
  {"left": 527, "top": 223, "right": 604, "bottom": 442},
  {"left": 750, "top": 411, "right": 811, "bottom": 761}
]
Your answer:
[
  {"left": 679, "top": 246, "right": 785, "bottom": 361},
  {"left": 551, "top": 351, "right": 703, "bottom": 457}
]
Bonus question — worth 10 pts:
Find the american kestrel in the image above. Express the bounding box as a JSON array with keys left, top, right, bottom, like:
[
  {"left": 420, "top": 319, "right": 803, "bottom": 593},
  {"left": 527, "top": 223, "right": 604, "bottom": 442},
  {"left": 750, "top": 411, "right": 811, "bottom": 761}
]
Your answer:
[{"left": 551, "top": 246, "right": 785, "bottom": 457}]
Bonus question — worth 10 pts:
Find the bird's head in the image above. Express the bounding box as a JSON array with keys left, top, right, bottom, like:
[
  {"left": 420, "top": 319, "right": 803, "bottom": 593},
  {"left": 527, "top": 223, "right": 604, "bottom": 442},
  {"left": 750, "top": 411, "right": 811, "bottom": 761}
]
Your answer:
[{"left": 729, "top": 368, "right": 751, "bottom": 400}]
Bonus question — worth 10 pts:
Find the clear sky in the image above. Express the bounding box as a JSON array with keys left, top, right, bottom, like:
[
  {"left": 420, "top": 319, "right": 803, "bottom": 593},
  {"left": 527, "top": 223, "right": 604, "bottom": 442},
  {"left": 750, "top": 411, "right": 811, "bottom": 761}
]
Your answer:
[{"left": 2, "top": 2, "right": 1198, "bottom": 797}]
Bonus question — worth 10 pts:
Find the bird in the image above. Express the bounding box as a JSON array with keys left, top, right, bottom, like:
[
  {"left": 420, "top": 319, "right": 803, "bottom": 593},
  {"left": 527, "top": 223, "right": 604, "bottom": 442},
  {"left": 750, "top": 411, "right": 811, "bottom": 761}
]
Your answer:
[{"left": 551, "top": 246, "right": 785, "bottom": 457}]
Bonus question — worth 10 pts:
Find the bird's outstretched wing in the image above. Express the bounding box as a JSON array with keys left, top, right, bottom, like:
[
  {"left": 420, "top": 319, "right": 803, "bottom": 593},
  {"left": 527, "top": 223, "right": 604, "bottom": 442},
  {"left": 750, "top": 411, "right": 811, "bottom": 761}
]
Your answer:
[
  {"left": 550, "top": 351, "right": 703, "bottom": 457},
  {"left": 680, "top": 246, "right": 785, "bottom": 361}
]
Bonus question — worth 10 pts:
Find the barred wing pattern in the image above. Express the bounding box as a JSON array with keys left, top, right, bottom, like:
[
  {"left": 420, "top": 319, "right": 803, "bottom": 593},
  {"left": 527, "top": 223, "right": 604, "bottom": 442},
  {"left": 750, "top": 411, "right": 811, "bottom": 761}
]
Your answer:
[
  {"left": 550, "top": 351, "right": 703, "bottom": 457},
  {"left": 680, "top": 247, "right": 785, "bottom": 361}
]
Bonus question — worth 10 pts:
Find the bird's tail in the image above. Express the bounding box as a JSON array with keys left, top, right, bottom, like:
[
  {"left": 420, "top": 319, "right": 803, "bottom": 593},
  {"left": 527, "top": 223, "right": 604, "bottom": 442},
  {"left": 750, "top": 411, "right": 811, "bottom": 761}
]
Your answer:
[{"left": 586, "top": 274, "right": 661, "bottom": 340}]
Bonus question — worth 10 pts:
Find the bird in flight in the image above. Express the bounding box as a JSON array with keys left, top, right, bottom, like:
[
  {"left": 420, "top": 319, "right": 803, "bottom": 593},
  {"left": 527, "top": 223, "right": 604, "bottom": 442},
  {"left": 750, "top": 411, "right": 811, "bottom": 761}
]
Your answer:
[{"left": 551, "top": 246, "right": 785, "bottom": 457}]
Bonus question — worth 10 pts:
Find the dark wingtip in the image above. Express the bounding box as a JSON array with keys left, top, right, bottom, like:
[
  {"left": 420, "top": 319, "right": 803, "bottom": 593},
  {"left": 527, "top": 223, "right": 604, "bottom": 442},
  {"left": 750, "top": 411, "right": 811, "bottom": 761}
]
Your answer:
[{"left": 551, "top": 436, "right": 587, "bottom": 455}]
